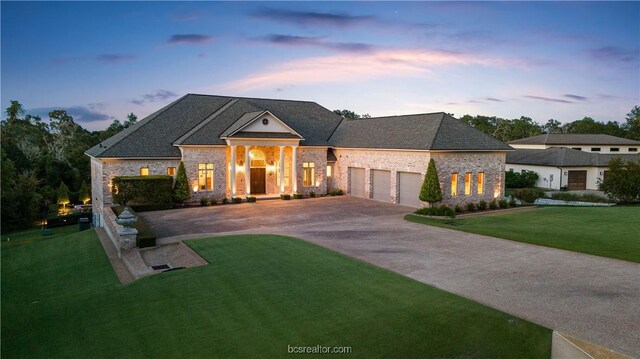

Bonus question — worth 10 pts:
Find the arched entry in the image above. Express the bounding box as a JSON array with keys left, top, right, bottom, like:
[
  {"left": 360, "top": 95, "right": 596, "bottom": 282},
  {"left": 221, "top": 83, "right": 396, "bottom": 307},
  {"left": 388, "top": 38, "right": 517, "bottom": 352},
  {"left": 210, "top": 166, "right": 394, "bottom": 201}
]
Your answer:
[{"left": 249, "top": 149, "right": 266, "bottom": 194}]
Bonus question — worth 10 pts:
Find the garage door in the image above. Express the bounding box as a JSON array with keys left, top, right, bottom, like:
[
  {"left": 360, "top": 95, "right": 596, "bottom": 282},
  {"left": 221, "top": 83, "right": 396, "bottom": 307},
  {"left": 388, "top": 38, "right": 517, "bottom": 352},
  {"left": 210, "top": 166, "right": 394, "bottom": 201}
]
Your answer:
[
  {"left": 372, "top": 170, "right": 391, "bottom": 202},
  {"left": 349, "top": 167, "right": 366, "bottom": 198},
  {"left": 398, "top": 172, "right": 422, "bottom": 207},
  {"left": 567, "top": 170, "right": 587, "bottom": 190}
]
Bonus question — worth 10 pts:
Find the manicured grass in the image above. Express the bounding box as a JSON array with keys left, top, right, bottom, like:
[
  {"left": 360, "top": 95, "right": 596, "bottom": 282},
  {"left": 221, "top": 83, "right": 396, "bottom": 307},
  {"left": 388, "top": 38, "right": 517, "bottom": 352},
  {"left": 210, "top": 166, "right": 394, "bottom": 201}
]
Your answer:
[
  {"left": 406, "top": 206, "right": 640, "bottom": 263},
  {"left": 2, "top": 229, "right": 551, "bottom": 358}
]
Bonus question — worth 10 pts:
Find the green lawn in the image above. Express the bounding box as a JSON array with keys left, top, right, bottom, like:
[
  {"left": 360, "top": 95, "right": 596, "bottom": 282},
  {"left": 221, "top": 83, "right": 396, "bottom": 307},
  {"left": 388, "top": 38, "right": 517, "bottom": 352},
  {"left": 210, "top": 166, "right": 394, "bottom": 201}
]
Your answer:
[
  {"left": 2, "top": 228, "right": 551, "bottom": 358},
  {"left": 406, "top": 206, "right": 640, "bottom": 263}
]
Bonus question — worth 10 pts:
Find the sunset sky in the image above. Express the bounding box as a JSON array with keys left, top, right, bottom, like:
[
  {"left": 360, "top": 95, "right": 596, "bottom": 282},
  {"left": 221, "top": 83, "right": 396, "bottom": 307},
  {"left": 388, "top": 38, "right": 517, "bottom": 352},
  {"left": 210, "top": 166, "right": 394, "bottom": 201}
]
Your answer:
[{"left": 2, "top": 1, "right": 638, "bottom": 131}]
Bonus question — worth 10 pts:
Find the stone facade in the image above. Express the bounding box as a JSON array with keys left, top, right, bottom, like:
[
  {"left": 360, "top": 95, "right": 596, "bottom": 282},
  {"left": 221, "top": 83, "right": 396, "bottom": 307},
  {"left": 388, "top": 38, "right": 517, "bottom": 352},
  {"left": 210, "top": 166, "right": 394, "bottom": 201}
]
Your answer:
[
  {"left": 332, "top": 149, "right": 431, "bottom": 203},
  {"left": 431, "top": 152, "right": 506, "bottom": 207},
  {"left": 181, "top": 146, "right": 227, "bottom": 201},
  {"left": 297, "top": 148, "right": 328, "bottom": 196}
]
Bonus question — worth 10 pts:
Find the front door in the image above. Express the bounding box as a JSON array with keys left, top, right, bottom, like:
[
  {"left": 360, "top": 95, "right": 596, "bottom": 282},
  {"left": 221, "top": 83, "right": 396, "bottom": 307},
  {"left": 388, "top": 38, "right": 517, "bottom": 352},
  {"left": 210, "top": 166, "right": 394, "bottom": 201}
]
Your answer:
[
  {"left": 250, "top": 168, "right": 266, "bottom": 194},
  {"left": 567, "top": 170, "right": 587, "bottom": 190}
]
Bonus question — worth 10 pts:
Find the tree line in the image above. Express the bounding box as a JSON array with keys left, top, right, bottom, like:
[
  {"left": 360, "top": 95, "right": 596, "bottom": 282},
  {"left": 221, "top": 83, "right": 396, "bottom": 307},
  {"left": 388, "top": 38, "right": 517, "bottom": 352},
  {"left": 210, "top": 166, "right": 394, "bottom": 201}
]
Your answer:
[{"left": 1, "top": 101, "right": 137, "bottom": 231}]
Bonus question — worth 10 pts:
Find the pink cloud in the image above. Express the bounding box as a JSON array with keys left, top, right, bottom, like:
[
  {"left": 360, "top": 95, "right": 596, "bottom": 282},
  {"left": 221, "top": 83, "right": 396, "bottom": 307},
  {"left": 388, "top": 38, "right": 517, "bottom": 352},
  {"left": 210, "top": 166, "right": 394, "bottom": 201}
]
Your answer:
[{"left": 224, "top": 49, "right": 510, "bottom": 91}]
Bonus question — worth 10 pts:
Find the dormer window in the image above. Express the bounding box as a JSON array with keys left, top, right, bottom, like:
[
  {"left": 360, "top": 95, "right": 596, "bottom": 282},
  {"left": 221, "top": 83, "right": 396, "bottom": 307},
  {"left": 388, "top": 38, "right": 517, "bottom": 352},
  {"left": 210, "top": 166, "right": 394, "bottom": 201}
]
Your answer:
[{"left": 262, "top": 118, "right": 269, "bottom": 125}]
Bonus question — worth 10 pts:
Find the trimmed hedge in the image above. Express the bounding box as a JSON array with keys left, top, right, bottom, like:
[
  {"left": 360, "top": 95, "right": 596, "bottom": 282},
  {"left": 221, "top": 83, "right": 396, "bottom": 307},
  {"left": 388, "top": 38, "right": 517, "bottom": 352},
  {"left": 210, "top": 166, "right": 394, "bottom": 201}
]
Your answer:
[
  {"left": 513, "top": 188, "right": 545, "bottom": 205},
  {"left": 415, "top": 205, "right": 455, "bottom": 218},
  {"left": 112, "top": 206, "right": 156, "bottom": 248},
  {"left": 293, "top": 193, "right": 303, "bottom": 199},
  {"left": 111, "top": 175, "right": 172, "bottom": 210}
]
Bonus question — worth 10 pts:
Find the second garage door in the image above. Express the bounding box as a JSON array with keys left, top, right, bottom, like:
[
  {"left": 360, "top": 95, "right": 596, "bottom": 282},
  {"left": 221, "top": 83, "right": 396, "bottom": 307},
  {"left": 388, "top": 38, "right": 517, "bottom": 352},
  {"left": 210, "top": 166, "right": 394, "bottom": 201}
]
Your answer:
[
  {"left": 372, "top": 169, "right": 391, "bottom": 202},
  {"left": 398, "top": 172, "right": 422, "bottom": 207},
  {"left": 349, "top": 167, "right": 366, "bottom": 198}
]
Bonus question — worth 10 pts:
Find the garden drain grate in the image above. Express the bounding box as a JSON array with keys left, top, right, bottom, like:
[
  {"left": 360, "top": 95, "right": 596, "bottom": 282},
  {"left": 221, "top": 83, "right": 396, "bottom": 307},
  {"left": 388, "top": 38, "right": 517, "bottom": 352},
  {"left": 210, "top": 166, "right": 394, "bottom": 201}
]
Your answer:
[{"left": 151, "top": 264, "right": 171, "bottom": 271}]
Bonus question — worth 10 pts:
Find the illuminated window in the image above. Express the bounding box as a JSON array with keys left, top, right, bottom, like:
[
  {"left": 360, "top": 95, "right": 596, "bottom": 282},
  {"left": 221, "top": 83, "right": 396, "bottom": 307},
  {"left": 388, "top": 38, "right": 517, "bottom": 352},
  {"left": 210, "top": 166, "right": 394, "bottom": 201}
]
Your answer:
[
  {"left": 198, "top": 163, "right": 214, "bottom": 190},
  {"left": 477, "top": 172, "right": 484, "bottom": 195},
  {"left": 140, "top": 167, "right": 149, "bottom": 176},
  {"left": 465, "top": 172, "right": 471, "bottom": 195},
  {"left": 303, "top": 162, "right": 315, "bottom": 186},
  {"left": 167, "top": 167, "right": 176, "bottom": 176},
  {"left": 327, "top": 164, "right": 333, "bottom": 177},
  {"left": 451, "top": 173, "right": 458, "bottom": 195}
]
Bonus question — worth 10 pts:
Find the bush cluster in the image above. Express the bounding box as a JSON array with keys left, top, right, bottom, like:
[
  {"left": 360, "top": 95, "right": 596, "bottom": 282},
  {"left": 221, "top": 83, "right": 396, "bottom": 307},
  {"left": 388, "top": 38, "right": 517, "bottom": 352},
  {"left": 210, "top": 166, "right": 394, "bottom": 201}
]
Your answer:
[
  {"left": 293, "top": 193, "right": 304, "bottom": 199},
  {"left": 246, "top": 196, "right": 256, "bottom": 203},
  {"left": 505, "top": 170, "right": 539, "bottom": 188},
  {"left": 111, "top": 175, "right": 172, "bottom": 210},
  {"left": 415, "top": 205, "right": 455, "bottom": 218},
  {"left": 280, "top": 194, "right": 291, "bottom": 200},
  {"left": 549, "top": 192, "right": 611, "bottom": 203},
  {"left": 329, "top": 188, "right": 344, "bottom": 196},
  {"left": 512, "top": 188, "right": 545, "bottom": 205},
  {"left": 231, "top": 197, "right": 242, "bottom": 204}
]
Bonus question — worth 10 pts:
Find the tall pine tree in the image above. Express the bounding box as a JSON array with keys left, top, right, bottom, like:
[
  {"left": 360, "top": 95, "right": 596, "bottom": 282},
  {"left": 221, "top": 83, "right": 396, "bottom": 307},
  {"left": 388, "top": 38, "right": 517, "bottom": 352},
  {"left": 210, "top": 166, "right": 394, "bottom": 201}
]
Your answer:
[
  {"left": 419, "top": 159, "right": 442, "bottom": 207},
  {"left": 172, "top": 161, "right": 191, "bottom": 204}
]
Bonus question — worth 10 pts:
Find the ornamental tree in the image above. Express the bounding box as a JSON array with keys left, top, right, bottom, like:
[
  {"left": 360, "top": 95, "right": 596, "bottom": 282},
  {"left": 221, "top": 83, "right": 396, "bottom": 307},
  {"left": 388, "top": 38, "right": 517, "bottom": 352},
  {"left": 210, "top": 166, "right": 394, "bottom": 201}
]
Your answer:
[
  {"left": 56, "top": 182, "right": 70, "bottom": 206},
  {"left": 172, "top": 161, "right": 191, "bottom": 204},
  {"left": 419, "top": 158, "right": 442, "bottom": 206},
  {"left": 79, "top": 180, "right": 91, "bottom": 204},
  {"left": 598, "top": 157, "right": 640, "bottom": 203}
]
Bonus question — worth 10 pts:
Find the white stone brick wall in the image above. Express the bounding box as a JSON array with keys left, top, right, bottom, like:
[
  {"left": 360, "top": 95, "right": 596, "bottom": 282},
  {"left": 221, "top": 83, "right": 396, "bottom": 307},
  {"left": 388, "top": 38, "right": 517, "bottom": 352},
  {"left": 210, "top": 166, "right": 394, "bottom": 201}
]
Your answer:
[
  {"left": 431, "top": 152, "right": 506, "bottom": 207},
  {"left": 297, "top": 148, "right": 328, "bottom": 196},
  {"left": 181, "top": 147, "right": 227, "bottom": 201}
]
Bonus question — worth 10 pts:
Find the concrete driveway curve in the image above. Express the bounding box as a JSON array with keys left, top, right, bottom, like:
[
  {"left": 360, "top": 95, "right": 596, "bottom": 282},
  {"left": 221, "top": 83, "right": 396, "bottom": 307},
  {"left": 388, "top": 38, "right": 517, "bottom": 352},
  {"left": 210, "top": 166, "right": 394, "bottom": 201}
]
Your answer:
[{"left": 139, "top": 196, "right": 640, "bottom": 357}]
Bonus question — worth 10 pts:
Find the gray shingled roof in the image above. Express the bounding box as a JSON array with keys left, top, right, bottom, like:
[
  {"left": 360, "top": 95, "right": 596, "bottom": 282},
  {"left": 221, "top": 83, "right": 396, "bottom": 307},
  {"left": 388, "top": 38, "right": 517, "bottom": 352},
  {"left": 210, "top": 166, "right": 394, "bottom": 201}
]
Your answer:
[
  {"left": 506, "top": 148, "right": 640, "bottom": 167},
  {"left": 328, "top": 113, "right": 513, "bottom": 151},
  {"left": 509, "top": 134, "right": 640, "bottom": 146},
  {"left": 86, "top": 95, "right": 512, "bottom": 158}
]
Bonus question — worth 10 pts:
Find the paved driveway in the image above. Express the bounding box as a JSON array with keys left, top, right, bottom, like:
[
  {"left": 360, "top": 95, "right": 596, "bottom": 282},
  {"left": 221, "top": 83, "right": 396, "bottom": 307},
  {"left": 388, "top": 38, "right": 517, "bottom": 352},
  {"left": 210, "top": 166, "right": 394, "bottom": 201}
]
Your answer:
[{"left": 140, "top": 196, "right": 640, "bottom": 357}]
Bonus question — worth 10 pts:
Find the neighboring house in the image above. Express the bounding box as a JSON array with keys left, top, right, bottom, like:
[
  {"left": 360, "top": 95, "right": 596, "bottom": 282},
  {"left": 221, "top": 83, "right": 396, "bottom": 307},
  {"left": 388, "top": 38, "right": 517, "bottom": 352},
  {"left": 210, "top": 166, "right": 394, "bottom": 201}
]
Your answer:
[
  {"left": 86, "top": 94, "right": 512, "bottom": 225},
  {"left": 506, "top": 134, "right": 640, "bottom": 190}
]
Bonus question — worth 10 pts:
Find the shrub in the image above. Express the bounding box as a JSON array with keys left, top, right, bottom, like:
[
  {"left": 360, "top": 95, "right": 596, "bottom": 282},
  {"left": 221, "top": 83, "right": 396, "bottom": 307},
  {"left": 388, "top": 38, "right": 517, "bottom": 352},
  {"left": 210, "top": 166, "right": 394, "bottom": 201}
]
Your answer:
[
  {"left": 208, "top": 197, "right": 217, "bottom": 206},
  {"left": 112, "top": 175, "right": 173, "bottom": 210},
  {"left": 513, "top": 188, "right": 545, "bottom": 205},
  {"left": 415, "top": 206, "right": 455, "bottom": 218},
  {"left": 549, "top": 192, "right": 611, "bottom": 203},
  {"left": 505, "top": 170, "right": 539, "bottom": 189},
  {"left": 200, "top": 197, "right": 208, "bottom": 206},
  {"left": 509, "top": 196, "right": 517, "bottom": 207},
  {"left": 466, "top": 202, "right": 475, "bottom": 212},
  {"left": 498, "top": 199, "right": 509, "bottom": 209},
  {"left": 598, "top": 157, "right": 640, "bottom": 203},
  {"left": 246, "top": 196, "right": 256, "bottom": 203},
  {"left": 419, "top": 159, "right": 442, "bottom": 206},
  {"left": 488, "top": 199, "right": 498, "bottom": 210},
  {"left": 281, "top": 194, "right": 291, "bottom": 200},
  {"left": 172, "top": 161, "right": 191, "bottom": 204},
  {"left": 293, "top": 193, "right": 303, "bottom": 199},
  {"left": 232, "top": 197, "right": 242, "bottom": 204},
  {"left": 112, "top": 206, "right": 155, "bottom": 248},
  {"left": 309, "top": 191, "right": 316, "bottom": 198},
  {"left": 329, "top": 188, "right": 343, "bottom": 196},
  {"left": 477, "top": 200, "right": 487, "bottom": 210},
  {"left": 221, "top": 198, "right": 230, "bottom": 204},
  {"left": 454, "top": 205, "right": 463, "bottom": 213}
]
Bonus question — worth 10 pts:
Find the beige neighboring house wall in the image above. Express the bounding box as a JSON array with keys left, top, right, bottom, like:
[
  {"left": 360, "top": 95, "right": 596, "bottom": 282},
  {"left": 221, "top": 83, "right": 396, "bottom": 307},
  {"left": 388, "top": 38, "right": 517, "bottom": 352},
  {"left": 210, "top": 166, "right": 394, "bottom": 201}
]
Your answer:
[
  {"left": 332, "top": 148, "right": 431, "bottom": 204},
  {"left": 510, "top": 143, "right": 639, "bottom": 154},
  {"left": 505, "top": 163, "right": 607, "bottom": 190}
]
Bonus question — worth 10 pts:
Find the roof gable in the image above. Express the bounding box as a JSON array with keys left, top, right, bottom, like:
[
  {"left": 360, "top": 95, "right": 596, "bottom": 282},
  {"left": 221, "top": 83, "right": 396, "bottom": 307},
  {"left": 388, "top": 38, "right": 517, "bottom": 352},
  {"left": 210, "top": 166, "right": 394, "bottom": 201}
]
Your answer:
[{"left": 220, "top": 110, "right": 303, "bottom": 139}]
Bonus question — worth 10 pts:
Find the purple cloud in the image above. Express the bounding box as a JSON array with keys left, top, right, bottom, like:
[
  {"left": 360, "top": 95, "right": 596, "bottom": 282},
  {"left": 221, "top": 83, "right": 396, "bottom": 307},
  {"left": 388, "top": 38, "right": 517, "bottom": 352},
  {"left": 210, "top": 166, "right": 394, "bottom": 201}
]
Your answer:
[
  {"left": 254, "top": 34, "right": 374, "bottom": 53},
  {"left": 252, "top": 9, "right": 374, "bottom": 28},
  {"left": 131, "top": 90, "right": 178, "bottom": 105},
  {"left": 95, "top": 54, "right": 138, "bottom": 64},
  {"left": 564, "top": 94, "right": 588, "bottom": 101},
  {"left": 485, "top": 97, "right": 503, "bottom": 102},
  {"left": 524, "top": 95, "right": 573, "bottom": 104},
  {"left": 587, "top": 46, "right": 638, "bottom": 63},
  {"left": 167, "top": 34, "right": 213, "bottom": 45},
  {"left": 29, "top": 106, "right": 113, "bottom": 123}
]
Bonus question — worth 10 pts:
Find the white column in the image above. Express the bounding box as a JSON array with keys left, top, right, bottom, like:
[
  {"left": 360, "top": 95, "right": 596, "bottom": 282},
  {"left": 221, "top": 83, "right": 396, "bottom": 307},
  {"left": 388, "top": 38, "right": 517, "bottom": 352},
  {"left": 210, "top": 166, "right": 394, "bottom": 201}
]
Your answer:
[
  {"left": 244, "top": 145, "right": 251, "bottom": 195},
  {"left": 230, "top": 146, "right": 236, "bottom": 198},
  {"left": 291, "top": 146, "right": 298, "bottom": 194},
  {"left": 279, "top": 146, "right": 285, "bottom": 194}
]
